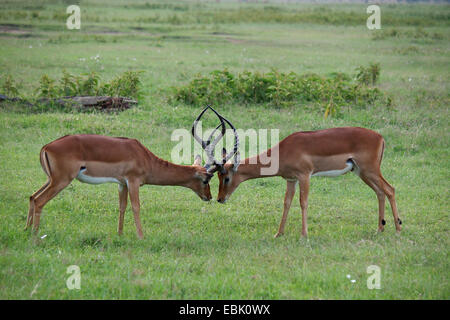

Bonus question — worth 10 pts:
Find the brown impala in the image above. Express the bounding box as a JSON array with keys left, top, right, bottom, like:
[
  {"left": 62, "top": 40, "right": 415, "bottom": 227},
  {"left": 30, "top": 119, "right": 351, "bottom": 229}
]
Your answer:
[
  {"left": 25, "top": 109, "right": 223, "bottom": 239},
  {"left": 200, "top": 110, "right": 402, "bottom": 238}
]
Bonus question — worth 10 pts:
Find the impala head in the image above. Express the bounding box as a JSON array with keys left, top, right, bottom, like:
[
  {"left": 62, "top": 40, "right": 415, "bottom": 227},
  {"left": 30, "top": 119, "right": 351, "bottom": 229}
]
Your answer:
[
  {"left": 190, "top": 154, "right": 213, "bottom": 201},
  {"left": 191, "top": 105, "right": 241, "bottom": 204},
  {"left": 217, "top": 150, "right": 241, "bottom": 203}
]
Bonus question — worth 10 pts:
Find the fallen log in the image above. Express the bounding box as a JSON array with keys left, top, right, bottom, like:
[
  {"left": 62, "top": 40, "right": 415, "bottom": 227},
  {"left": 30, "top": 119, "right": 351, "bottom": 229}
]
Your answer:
[{"left": 0, "top": 95, "right": 138, "bottom": 111}]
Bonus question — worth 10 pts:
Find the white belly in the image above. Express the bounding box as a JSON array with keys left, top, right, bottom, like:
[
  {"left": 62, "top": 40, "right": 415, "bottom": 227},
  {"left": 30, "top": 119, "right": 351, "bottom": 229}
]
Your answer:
[
  {"left": 76, "top": 169, "right": 120, "bottom": 185},
  {"left": 312, "top": 160, "right": 353, "bottom": 177}
]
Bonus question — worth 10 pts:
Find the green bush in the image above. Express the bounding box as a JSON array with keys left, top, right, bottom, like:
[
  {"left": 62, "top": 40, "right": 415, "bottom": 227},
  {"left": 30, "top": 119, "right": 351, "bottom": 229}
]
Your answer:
[
  {"left": 37, "top": 74, "right": 59, "bottom": 99},
  {"left": 35, "top": 70, "right": 143, "bottom": 99},
  {"left": 355, "top": 63, "right": 380, "bottom": 86},
  {"left": 1, "top": 74, "right": 20, "bottom": 97},
  {"left": 101, "top": 71, "right": 143, "bottom": 99},
  {"left": 171, "top": 65, "right": 390, "bottom": 116}
]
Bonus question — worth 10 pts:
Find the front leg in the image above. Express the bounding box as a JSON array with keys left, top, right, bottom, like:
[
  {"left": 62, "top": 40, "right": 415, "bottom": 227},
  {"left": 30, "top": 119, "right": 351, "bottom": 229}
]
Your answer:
[
  {"left": 298, "top": 174, "right": 310, "bottom": 237},
  {"left": 274, "top": 180, "right": 296, "bottom": 238},
  {"left": 117, "top": 183, "right": 128, "bottom": 236},
  {"left": 127, "top": 180, "right": 144, "bottom": 239}
]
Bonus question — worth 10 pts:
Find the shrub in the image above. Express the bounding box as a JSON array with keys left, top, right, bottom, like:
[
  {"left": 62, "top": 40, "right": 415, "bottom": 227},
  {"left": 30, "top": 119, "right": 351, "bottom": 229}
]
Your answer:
[
  {"left": 355, "top": 63, "right": 380, "bottom": 86},
  {"left": 1, "top": 74, "right": 20, "bottom": 97},
  {"left": 37, "top": 74, "right": 59, "bottom": 98},
  {"left": 101, "top": 71, "right": 143, "bottom": 99},
  {"left": 171, "top": 65, "right": 390, "bottom": 117},
  {"left": 34, "top": 70, "right": 143, "bottom": 99}
]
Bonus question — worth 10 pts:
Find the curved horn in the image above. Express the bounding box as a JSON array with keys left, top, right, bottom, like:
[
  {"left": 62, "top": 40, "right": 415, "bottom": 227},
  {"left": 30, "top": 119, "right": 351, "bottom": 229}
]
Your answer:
[
  {"left": 191, "top": 105, "right": 211, "bottom": 149},
  {"left": 219, "top": 114, "right": 240, "bottom": 164},
  {"left": 191, "top": 105, "right": 226, "bottom": 172}
]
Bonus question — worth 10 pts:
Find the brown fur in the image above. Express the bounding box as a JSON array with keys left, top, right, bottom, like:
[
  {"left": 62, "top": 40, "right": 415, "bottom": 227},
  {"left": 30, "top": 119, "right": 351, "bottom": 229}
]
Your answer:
[
  {"left": 25, "top": 134, "right": 212, "bottom": 238},
  {"left": 217, "top": 127, "right": 401, "bottom": 237}
]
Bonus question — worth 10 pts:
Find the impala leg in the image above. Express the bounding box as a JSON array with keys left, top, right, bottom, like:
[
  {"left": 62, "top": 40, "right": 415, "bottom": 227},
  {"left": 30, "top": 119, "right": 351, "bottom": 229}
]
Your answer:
[
  {"left": 32, "top": 180, "right": 71, "bottom": 234},
  {"left": 359, "top": 172, "right": 387, "bottom": 232},
  {"left": 298, "top": 175, "right": 310, "bottom": 237},
  {"left": 117, "top": 184, "right": 128, "bottom": 236},
  {"left": 274, "top": 180, "right": 296, "bottom": 238},
  {"left": 376, "top": 193, "right": 386, "bottom": 232},
  {"left": 25, "top": 181, "right": 50, "bottom": 230},
  {"left": 360, "top": 171, "right": 400, "bottom": 232},
  {"left": 128, "top": 181, "right": 144, "bottom": 239},
  {"left": 380, "top": 176, "right": 401, "bottom": 232}
]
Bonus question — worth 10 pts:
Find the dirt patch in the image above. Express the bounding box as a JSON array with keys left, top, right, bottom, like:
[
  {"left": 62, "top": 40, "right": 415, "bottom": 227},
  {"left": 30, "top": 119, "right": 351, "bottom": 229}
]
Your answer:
[
  {"left": 0, "top": 24, "right": 31, "bottom": 35},
  {"left": 225, "top": 37, "right": 247, "bottom": 44}
]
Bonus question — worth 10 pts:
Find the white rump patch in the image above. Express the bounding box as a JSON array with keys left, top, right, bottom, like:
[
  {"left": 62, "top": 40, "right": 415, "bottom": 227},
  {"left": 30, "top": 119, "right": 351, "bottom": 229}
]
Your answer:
[
  {"left": 76, "top": 168, "right": 120, "bottom": 185},
  {"left": 312, "top": 160, "right": 353, "bottom": 177}
]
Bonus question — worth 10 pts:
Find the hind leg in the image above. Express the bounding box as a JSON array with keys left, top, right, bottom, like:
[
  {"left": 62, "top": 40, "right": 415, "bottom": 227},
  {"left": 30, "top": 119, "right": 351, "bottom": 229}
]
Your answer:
[
  {"left": 128, "top": 180, "right": 144, "bottom": 239},
  {"left": 25, "top": 181, "right": 50, "bottom": 230},
  {"left": 376, "top": 192, "right": 386, "bottom": 232},
  {"left": 380, "top": 176, "right": 401, "bottom": 232},
  {"left": 359, "top": 170, "right": 400, "bottom": 232},
  {"left": 117, "top": 183, "right": 128, "bottom": 236}
]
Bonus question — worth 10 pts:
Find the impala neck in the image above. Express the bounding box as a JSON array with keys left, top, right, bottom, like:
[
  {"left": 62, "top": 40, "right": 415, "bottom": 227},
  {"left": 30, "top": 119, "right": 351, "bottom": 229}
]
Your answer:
[
  {"left": 237, "top": 148, "right": 279, "bottom": 182},
  {"left": 145, "top": 157, "right": 196, "bottom": 187}
]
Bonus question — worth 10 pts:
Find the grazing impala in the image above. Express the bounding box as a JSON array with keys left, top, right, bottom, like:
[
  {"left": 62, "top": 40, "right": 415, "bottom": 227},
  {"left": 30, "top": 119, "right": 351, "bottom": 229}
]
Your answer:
[
  {"left": 202, "top": 110, "right": 402, "bottom": 237},
  {"left": 25, "top": 114, "right": 217, "bottom": 238}
]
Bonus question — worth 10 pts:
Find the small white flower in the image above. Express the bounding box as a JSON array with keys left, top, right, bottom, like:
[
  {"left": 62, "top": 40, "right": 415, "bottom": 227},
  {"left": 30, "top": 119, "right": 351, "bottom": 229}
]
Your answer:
[
  {"left": 346, "top": 274, "right": 351, "bottom": 279},
  {"left": 408, "top": 77, "right": 412, "bottom": 82},
  {"left": 29, "top": 45, "right": 32, "bottom": 49},
  {"left": 40, "top": 234, "right": 47, "bottom": 239},
  {"left": 351, "top": 279, "right": 356, "bottom": 283}
]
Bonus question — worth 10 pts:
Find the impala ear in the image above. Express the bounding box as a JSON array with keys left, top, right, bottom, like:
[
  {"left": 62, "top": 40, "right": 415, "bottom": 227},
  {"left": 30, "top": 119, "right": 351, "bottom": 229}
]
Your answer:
[
  {"left": 193, "top": 154, "right": 202, "bottom": 166},
  {"left": 195, "top": 170, "right": 213, "bottom": 183}
]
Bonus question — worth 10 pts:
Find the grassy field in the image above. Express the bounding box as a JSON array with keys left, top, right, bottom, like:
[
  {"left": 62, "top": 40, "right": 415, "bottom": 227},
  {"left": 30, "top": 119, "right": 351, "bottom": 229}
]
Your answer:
[{"left": 0, "top": 0, "right": 449, "bottom": 299}]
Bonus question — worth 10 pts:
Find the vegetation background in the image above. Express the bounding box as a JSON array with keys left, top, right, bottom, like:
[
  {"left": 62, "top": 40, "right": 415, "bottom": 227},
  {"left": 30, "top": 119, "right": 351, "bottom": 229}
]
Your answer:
[{"left": 0, "top": 0, "right": 448, "bottom": 299}]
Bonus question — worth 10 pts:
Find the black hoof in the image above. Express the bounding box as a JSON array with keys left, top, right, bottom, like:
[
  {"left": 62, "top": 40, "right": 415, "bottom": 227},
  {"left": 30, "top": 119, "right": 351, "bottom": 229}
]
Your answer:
[
  {"left": 381, "top": 219, "right": 386, "bottom": 226},
  {"left": 398, "top": 218, "right": 402, "bottom": 225}
]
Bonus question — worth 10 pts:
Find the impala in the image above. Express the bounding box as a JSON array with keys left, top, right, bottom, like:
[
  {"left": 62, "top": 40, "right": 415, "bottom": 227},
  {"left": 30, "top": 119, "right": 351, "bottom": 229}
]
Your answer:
[
  {"left": 25, "top": 111, "right": 220, "bottom": 239},
  {"left": 202, "top": 111, "right": 402, "bottom": 237}
]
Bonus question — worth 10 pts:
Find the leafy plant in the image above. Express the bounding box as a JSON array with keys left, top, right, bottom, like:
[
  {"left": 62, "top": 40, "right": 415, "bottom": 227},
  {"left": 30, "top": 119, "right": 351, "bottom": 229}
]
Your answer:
[
  {"left": 101, "top": 71, "right": 143, "bottom": 99},
  {"left": 1, "top": 74, "right": 20, "bottom": 97},
  {"left": 59, "top": 70, "right": 78, "bottom": 96},
  {"left": 172, "top": 65, "right": 390, "bottom": 117},
  {"left": 355, "top": 63, "right": 380, "bottom": 86},
  {"left": 37, "top": 74, "right": 58, "bottom": 98},
  {"left": 34, "top": 71, "right": 143, "bottom": 100},
  {"left": 79, "top": 72, "right": 101, "bottom": 96}
]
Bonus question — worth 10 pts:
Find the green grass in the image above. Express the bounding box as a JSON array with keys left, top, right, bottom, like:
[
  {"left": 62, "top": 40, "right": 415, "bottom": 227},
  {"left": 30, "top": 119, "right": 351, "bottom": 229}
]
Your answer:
[{"left": 0, "top": 0, "right": 449, "bottom": 299}]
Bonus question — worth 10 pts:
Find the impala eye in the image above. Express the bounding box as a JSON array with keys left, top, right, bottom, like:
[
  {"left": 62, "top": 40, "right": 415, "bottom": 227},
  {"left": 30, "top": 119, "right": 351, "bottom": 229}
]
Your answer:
[
  {"left": 224, "top": 177, "right": 230, "bottom": 184},
  {"left": 202, "top": 180, "right": 208, "bottom": 185}
]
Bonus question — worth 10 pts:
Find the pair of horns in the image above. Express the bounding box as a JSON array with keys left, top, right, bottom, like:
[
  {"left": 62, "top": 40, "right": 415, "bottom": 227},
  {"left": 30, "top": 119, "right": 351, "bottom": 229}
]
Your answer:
[{"left": 191, "top": 105, "right": 240, "bottom": 174}]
